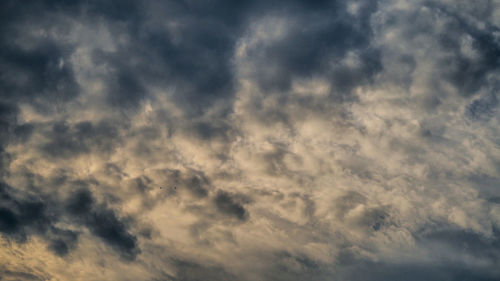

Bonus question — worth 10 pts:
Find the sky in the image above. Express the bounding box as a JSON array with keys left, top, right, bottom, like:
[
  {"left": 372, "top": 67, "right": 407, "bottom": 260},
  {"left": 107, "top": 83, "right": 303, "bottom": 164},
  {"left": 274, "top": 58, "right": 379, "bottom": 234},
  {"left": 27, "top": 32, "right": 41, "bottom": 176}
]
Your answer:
[{"left": 0, "top": 0, "right": 500, "bottom": 280}]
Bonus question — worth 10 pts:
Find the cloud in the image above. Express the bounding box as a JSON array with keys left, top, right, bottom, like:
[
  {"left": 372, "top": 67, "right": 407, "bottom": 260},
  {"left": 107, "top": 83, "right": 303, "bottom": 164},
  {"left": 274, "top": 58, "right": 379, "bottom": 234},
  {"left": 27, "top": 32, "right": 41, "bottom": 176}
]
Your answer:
[
  {"left": 0, "top": 181, "right": 54, "bottom": 242},
  {"left": 214, "top": 190, "right": 249, "bottom": 221},
  {"left": 66, "top": 187, "right": 140, "bottom": 260},
  {"left": 40, "top": 120, "right": 121, "bottom": 159},
  {"left": 1, "top": 0, "right": 500, "bottom": 280}
]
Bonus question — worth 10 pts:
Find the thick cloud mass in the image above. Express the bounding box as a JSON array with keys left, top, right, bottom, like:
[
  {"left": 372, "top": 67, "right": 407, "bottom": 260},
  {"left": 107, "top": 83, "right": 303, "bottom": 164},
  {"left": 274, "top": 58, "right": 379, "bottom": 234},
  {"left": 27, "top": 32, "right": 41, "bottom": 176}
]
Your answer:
[{"left": 1, "top": 0, "right": 500, "bottom": 280}]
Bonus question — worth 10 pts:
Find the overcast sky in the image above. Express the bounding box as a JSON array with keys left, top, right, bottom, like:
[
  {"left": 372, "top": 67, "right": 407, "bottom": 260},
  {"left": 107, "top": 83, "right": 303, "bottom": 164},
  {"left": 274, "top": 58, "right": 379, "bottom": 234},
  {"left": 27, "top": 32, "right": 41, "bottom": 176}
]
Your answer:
[{"left": 1, "top": 0, "right": 500, "bottom": 280}]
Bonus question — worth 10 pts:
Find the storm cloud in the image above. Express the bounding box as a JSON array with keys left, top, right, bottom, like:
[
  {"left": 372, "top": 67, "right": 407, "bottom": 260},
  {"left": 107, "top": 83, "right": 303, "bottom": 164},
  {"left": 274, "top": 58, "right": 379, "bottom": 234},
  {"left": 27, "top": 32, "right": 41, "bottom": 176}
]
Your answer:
[{"left": 1, "top": 0, "right": 500, "bottom": 280}]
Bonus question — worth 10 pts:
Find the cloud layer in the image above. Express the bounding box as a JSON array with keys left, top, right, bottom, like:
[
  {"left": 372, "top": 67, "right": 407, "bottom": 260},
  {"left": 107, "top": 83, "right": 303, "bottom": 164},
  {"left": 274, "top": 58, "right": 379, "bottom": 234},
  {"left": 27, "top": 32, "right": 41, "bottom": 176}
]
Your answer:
[{"left": 1, "top": 0, "right": 500, "bottom": 280}]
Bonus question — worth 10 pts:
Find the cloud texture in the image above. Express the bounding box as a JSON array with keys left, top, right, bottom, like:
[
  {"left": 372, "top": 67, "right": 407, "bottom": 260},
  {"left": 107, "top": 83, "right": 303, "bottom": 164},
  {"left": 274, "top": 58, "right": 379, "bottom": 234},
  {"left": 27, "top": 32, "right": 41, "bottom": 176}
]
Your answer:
[{"left": 1, "top": 0, "right": 500, "bottom": 280}]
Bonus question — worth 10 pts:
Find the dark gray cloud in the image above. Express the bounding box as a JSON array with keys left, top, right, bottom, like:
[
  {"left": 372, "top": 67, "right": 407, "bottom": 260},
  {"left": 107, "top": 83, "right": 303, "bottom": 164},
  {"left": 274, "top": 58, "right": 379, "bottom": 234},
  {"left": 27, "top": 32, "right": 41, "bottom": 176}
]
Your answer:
[
  {"left": 338, "top": 260, "right": 500, "bottom": 281},
  {"left": 47, "top": 227, "right": 79, "bottom": 256},
  {"left": 214, "top": 190, "right": 249, "bottom": 221},
  {"left": 41, "top": 120, "right": 121, "bottom": 159},
  {"left": 466, "top": 92, "right": 499, "bottom": 121},
  {"left": 260, "top": 251, "right": 333, "bottom": 281},
  {"left": 248, "top": 5, "right": 381, "bottom": 96},
  {"left": 0, "top": 179, "right": 140, "bottom": 260},
  {"left": 0, "top": 2, "right": 79, "bottom": 111},
  {"left": 0, "top": 102, "right": 19, "bottom": 147},
  {"left": 0, "top": 39, "right": 78, "bottom": 101},
  {"left": 417, "top": 225, "right": 500, "bottom": 261},
  {"left": 0, "top": 269, "right": 45, "bottom": 281},
  {"left": 171, "top": 259, "right": 241, "bottom": 281},
  {"left": 427, "top": 2, "right": 500, "bottom": 97},
  {"left": 0, "top": 181, "right": 80, "bottom": 258},
  {"left": 0, "top": 181, "right": 54, "bottom": 242},
  {"left": 155, "top": 169, "right": 212, "bottom": 198},
  {"left": 67, "top": 188, "right": 140, "bottom": 260}
]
